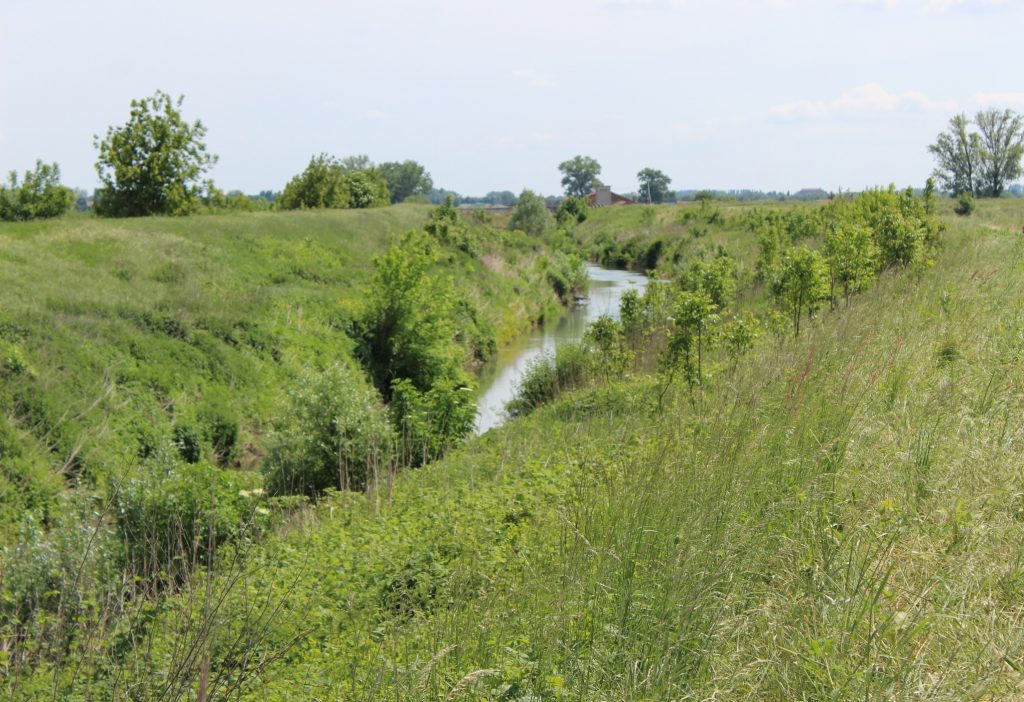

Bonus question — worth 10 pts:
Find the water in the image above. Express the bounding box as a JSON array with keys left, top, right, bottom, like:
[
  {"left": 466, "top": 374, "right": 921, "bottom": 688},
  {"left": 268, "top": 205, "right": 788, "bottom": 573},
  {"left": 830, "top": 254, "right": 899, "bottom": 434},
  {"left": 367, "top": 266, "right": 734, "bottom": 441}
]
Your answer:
[{"left": 474, "top": 264, "right": 650, "bottom": 433}]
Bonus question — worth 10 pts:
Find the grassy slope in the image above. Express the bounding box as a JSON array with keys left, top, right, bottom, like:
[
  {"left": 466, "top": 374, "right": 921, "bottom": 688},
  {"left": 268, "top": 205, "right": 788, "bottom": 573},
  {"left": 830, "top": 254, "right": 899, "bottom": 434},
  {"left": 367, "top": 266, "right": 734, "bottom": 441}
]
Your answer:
[
  {"left": 0, "top": 206, "right": 563, "bottom": 538},
  {"left": 36, "top": 200, "right": 1024, "bottom": 700}
]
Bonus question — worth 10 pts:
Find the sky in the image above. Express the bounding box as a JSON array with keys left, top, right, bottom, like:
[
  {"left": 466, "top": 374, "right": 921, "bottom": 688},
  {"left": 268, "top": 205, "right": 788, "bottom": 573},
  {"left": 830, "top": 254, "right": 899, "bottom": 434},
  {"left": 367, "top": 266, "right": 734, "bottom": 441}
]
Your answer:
[{"left": 1, "top": 0, "right": 1023, "bottom": 196}]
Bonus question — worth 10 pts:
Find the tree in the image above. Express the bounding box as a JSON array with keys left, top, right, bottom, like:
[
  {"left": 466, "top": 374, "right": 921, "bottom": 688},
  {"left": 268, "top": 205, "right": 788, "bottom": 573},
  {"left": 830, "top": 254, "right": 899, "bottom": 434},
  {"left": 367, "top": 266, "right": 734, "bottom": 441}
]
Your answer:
[
  {"left": 94, "top": 91, "right": 217, "bottom": 217},
  {"left": 975, "top": 108, "right": 1024, "bottom": 197},
  {"left": 556, "top": 196, "right": 588, "bottom": 226},
  {"left": 824, "top": 223, "right": 878, "bottom": 306},
  {"left": 770, "top": 246, "right": 829, "bottom": 337},
  {"left": 278, "top": 154, "right": 349, "bottom": 209},
  {"left": 277, "top": 155, "right": 389, "bottom": 210},
  {"left": 558, "top": 155, "right": 602, "bottom": 198},
  {"left": 637, "top": 168, "right": 672, "bottom": 204},
  {"left": 928, "top": 113, "right": 981, "bottom": 197},
  {"left": 0, "top": 161, "right": 74, "bottom": 221},
  {"left": 509, "top": 189, "right": 553, "bottom": 236},
  {"left": 378, "top": 160, "right": 433, "bottom": 203},
  {"left": 339, "top": 154, "right": 373, "bottom": 174}
]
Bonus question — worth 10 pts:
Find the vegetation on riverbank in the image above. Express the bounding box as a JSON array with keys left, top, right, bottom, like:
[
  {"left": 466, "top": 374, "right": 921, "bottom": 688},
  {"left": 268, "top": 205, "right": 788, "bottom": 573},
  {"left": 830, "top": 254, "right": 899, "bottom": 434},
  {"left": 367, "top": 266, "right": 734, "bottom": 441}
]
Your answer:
[{"left": 4, "top": 196, "right": 1024, "bottom": 699}]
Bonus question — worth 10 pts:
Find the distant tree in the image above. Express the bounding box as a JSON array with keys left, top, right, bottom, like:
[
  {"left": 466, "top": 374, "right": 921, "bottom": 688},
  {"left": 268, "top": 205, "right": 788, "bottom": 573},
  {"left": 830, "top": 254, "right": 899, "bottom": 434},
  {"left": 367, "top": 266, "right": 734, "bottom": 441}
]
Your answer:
[
  {"left": 509, "top": 189, "right": 553, "bottom": 236},
  {"left": 636, "top": 168, "right": 672, "bottom": 204},
  {"left": 558, "top": 155, "right": 602, "bottom": 198},
  {"left": 975, "top": 108, "right": 1024, "bottom": 197},
  {"left": 93, "top": 91, "right": 217, "bottom": 217},
  {"left": 0, "top": 161, "right": 74, "bottom": 221},
  {"left": 345, "top": 169, "right": 390, "bottom": 208},
  {"left": 379, "top": 160, "right": 433, "bottom": 203},
  {"left": 928, "top": 113, "right": 982, "bottom": 196},
  {"left": 278, "top": 154, "right": 350, "bottom": 209},
  {"left": 340, "top": 154, "right": 373, "bottom": 174},
  {"left": 277, "top": 155, "right": 388, "bottom": 210}
]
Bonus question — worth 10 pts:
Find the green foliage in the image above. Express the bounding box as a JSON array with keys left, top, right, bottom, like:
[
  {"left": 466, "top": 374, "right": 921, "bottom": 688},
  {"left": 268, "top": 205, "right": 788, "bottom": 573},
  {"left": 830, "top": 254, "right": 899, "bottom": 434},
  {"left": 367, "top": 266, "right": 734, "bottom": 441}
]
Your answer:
[
  {"left": 824, "top": 223, "right": 878, "bottom": 304},
  {"left": 930, "top": 109, "right": 1024, "bottom": 197},
  {"left": 555, "top": 196, "right": 588, "bottom": 226},
  {"left": 664, "top": 289, "right": 718, "bottom": 391},
  {"left": 277, "top": 154, "right": 389, "bottom": 210},
  {"left": 770, "top": 246, "right": 829, "bottom": 336},
  {"left": 424, "top": 196, "right": 477, "bottom": 254},
  {"left": 509, "top": 189, "right": 553, "bottom": 236},
  {"left": 558, "top": 155, "right": 602, "bottom": 198},
  {"left": 379, "top": 160, "right": 433, "bottom": 203},
  {"left": 391, "top": 377, "right": 476, "bottom": 467},
  {"left": 94, "top": 91, "right": 217, "bottom": 217},
  {"left": 680, "top": 253, "right": 737, "bottom": 309},
  {"left": 955, "top": 191, "right": 976, "bottom": 216},
  {"left": 636, "top": 167, "right": 672, "bottom": 203},
  {"left": 262, "top": 363, "right": 394, "bottom": 496},
  {"left": 506, "top": 343, "right": 593, "bottom": 417},
  {"left": 0, "top": 161, "right": 74, "bottom": 221},
  {"left": 114, "top": 450, "right": 261, "bottom": 586},
  {"left": 354, "top": 231, "right": 462, "bottom": 395},
  {"left": 543, "top": 254, "right": 587, "bottom": 304}
]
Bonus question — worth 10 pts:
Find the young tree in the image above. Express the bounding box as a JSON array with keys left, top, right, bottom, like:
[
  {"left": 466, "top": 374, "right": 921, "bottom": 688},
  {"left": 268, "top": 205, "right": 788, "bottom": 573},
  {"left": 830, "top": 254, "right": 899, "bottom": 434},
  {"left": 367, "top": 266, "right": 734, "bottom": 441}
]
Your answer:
[
  {"left": 509, "top": 189, "right": 553, "bottom": 236},
  {"left": 636, "top": 167, "right": 672, "bottom": 203},
  {"left": 558, "top": 155, "right": 602, "bottom": 198},
  {"left": 928, "top": 113, "right": 981, "bottom": 197},
  {"left": 771, "top": 246, "right": 829, "bottom": 336},
  {"left": 0, "top": 161, "right": 74, "bottom": 221},
  {"left": 824, "top": 223, "right": 878, "bottom": 306},
  {"left": 975, "top": 108, "right": 1024, "bottom": 197},
  {"left": 93, "top": 91, "right": 217, "bottom": 217},
  {"left": 378, "top": 160, "right": 433, "bottom": 203},
  {"left": 663, "top": 289, "right": 717, "bottom": 400}
]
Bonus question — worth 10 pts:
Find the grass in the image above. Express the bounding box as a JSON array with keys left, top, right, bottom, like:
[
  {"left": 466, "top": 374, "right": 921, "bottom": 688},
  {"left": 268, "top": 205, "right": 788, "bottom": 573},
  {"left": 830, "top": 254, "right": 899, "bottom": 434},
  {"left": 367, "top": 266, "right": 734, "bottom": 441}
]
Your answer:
[
  {"left": 7, "top": 198, "right": 1024, "bottom": 699},
  {"left": 0, "top": 205, "right": 570, "bottom": 540}
]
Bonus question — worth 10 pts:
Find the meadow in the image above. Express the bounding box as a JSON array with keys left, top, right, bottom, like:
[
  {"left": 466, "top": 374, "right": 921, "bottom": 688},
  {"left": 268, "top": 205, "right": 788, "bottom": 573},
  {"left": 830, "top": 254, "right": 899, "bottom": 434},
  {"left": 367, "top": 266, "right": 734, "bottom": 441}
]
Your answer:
[{"left": 4, "top": 196, "right": 1024, "bottom": 699}]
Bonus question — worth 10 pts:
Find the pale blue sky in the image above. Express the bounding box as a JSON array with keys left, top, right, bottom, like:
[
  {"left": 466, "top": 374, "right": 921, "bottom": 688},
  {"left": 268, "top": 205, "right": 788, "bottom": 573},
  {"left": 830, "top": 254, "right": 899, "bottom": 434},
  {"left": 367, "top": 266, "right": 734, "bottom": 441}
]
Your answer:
[{"left": 2, "top": 0, "right": 1022, "bottom": 196}]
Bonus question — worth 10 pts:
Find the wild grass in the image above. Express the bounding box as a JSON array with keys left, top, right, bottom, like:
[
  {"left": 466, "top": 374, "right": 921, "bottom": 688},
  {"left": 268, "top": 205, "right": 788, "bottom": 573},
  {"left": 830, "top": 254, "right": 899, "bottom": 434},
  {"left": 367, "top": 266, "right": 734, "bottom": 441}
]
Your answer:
[{"left": 7, "top": 199, "right": 1024, "bottom": 699}]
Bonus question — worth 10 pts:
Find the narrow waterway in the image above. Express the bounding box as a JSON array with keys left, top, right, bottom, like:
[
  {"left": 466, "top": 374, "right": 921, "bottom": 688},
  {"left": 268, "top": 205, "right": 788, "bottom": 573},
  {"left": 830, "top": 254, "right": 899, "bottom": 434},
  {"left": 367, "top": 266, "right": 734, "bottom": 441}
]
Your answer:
[{"left": 474, "top": 264, "right": 650, "bottom": 433}]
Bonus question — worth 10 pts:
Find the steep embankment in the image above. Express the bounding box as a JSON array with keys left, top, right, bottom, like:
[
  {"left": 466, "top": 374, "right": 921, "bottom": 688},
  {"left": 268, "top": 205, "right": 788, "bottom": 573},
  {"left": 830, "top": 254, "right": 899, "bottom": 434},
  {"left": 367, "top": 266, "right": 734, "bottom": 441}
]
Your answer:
[{"left": 24, "top": 200, "right": 1024, "bottom": 700}]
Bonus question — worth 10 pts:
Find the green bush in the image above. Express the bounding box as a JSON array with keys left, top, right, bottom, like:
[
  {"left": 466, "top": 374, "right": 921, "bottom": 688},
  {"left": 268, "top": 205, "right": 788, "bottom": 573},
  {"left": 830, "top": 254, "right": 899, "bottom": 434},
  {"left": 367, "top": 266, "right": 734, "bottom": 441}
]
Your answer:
[
  {"left": 507, "top": 343, "right": 593, "bottom": 417},
  {"left": 115, "top": 450, "right": 261, "bottom": 586},
  {"left": 0, "top": 161, "right": 74, "bottom": 221},
  {"left": 262, "top": 363, "right": 395, "bottom": 496},
  {"left": 391, "top": 377, "right": 476, "bottom": 467},
  {"left": 954, "top": 191, "right": 976, "bottom": 216}
]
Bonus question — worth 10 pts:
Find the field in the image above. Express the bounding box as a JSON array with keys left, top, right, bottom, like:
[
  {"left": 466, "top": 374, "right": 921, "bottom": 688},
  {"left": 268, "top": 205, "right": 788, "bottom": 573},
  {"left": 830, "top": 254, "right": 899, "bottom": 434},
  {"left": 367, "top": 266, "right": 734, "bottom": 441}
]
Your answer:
[{"left": 4, "top": 198, "right": 1024, "bottom": 699}]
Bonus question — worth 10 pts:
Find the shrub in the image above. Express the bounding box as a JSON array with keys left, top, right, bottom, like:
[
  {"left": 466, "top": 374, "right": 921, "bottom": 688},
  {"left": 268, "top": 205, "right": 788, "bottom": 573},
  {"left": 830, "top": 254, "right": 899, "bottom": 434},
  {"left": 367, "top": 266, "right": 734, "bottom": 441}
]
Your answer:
[
  {"left": 509, "top": 189, "right": 553, "bottom": 237},
  {"left": 262, "top": 363, "right": 395, "bottom": 496},
  {"left": 0, "top": 161, "right": 74, "bottom": 221},
  {"left": 954, "top": 191, "right": 975, "bottom": 216},
  {"left": 391, "top": 377, "right": 476, "bottom": 467},
  {"left": 115, "top": 452, "right": 261, "bottom": 587}
]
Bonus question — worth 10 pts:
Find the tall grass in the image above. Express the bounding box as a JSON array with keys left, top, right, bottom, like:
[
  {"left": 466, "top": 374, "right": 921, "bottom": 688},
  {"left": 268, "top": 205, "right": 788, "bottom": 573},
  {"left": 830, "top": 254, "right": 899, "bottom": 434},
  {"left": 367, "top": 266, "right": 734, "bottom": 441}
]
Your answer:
[{"left": 8, "top": 200, "right": 1024, "bottom": 699}]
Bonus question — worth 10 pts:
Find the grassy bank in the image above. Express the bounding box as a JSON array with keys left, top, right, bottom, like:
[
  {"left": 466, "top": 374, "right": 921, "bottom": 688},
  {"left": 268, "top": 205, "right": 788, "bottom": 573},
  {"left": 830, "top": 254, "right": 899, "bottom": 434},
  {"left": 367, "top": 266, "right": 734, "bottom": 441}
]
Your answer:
[{"left": 11, "top": 199, "right": 1024, "bottom": 699}]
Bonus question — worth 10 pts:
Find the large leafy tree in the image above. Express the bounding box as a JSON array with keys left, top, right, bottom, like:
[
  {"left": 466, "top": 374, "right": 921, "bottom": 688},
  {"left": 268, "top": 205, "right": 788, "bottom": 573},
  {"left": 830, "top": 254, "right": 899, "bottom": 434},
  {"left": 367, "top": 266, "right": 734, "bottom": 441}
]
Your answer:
[
  {"left": 929, "top": 110, "right": 1024, "bottom": 197},
  {"left": 637, "top": 167, "right": 672, "bottom": 203},
  {"left": 558, "top": 155, "right": 602, "bottom": 198},
  {"left": 94, "top": 91, "right": 217, "bottom": 217},
  {"left": 975, "top": 108, "right": 1024, "bottom": 198},
  {"left": 928, "top": 113, "right": 981, "bottom": 197},
  {"left": 378, "top": 160, "right": 433, "bottom": 203}
]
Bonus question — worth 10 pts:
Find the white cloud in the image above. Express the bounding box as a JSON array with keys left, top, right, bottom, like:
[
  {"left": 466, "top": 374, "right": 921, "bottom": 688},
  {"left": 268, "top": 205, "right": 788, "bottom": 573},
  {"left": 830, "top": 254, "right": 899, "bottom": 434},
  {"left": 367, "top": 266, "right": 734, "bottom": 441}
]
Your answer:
[{"left": 770, "top": 83, "right": 956, "bottom": 118}]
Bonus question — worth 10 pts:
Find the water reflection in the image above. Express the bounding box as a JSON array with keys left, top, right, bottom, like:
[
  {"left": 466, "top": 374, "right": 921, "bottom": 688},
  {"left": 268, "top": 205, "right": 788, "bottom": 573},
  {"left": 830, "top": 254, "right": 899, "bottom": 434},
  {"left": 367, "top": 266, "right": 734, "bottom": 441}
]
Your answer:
[{"left": 474, "top": 264, "right": 650, "bottom": 433}]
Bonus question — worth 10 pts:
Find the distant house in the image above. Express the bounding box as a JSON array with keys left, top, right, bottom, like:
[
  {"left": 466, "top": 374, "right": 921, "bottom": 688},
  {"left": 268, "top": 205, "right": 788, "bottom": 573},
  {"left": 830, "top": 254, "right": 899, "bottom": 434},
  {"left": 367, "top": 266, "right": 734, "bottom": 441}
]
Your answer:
[{"left": 586, "top": 186, "right": 635, "bottom": 207}]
